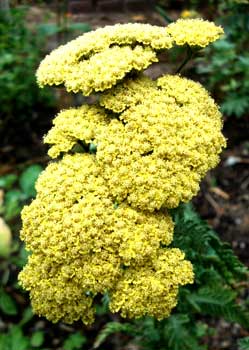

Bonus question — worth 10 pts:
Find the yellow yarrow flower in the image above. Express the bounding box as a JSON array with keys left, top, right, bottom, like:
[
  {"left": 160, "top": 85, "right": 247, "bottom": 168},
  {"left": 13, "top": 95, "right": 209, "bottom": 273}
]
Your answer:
[
  {"left": 20, "top": 19, "right": 226, "bottom": 325},
  {"left": 19, "top": 254, "right": 96, "bottom": 325},
  {"left": 166, "top": 19, "right": 224, "bottom": 47},
  {"left": 95, "top": 74, "right": 226, "bottom": 211},
  {"left": 19, "top": 154, "right": 188, "bottom": 324},
  {"left": 36, "top": 23, "right": 173, "bottom": 94},
  {"left": 100, "top": 74, "right": 157, "bottom": 113},
  {"left": 110, "top": 248, "right": 194, "bottom": 319},
  {"left": 36, "top": 21, "right": 223, "bottom": 95},
  {"left": 63, "top": 45, "right": 158, "bottom": 95},
  {"left": 44, "top": 104, "right": 109, "bottom": 158},
  {"left": 43, "top": 74, "right": 226, "bottom": 212}
]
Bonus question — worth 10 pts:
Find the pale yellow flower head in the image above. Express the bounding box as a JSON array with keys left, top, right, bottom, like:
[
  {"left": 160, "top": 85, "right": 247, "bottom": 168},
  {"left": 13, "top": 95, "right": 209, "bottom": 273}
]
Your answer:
[
  {"left": 19, "top": 254, "right": 95, "bottom": 325},
  {"left": 100, "top": 73, "right": 157, "bottom": 113},
  {"left": 110, "top": 248, "right": 194, "bottom": 319},
  {"left": 44, "top": 104, "right": 109, "bottom": 158},
  {"left": 36, "top": 23, "right": 173, "bottom": 95},
  {"left": 96, "top": 74, "right": 226, "bottom": 211},
  {"left": 36, "top": 20, "right": 223, "bottom": 95},
  {"left": 20, "top": 19, "right": 225, "bottom": 325},
  {"left": 19, "top": 153, "right": 190, "bottom": 324},
  {"left": 166, "top": 19, "right": 224, "bottom": 47}
]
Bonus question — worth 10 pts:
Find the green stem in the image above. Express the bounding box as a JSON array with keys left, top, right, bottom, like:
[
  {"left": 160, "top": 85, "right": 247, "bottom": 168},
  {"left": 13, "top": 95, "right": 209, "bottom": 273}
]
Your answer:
[{"left": 176, "top": 45, "right": 194, "bottom": 74}]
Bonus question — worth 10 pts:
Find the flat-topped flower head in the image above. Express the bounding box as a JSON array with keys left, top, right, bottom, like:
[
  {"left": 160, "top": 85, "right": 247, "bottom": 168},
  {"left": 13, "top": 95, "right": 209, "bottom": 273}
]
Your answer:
[
  {"left": 36, "top": 20, "right": 223, "bottom": 96},
  {"left": 36, "top": 23, "right": 173, "bottom": 95},
  {"left": 166, "top": 19, "right": 224, "bottom": 47}
]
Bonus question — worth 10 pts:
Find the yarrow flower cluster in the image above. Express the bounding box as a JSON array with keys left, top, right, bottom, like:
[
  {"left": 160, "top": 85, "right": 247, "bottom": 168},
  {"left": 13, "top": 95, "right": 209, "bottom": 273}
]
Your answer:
[{"left": 19, "top": 19, "right": 225, "bottom": 325}]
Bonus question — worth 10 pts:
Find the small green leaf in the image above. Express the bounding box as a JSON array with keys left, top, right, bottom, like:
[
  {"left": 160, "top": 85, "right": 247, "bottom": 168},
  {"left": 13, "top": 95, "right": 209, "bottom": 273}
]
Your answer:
[
  {"left": 195, "top": 322, "right": 208, "bottom": 338},
  {"left": 0, "top": 288, "right": 18, "bottom": 315},
  {"left": 0, "top": 174, "right": 18, "bottom": 189},
  {"left": 31, "top": 331, "right": 44, "bottom": 347},
  {"left": 63, "top": 333, "right": 87, "bottom": 350},
  {"left": 4, "top": 189, "right": 23, "bottom": 220},
  {"left": 19, "top": 165, "right": 43, "bottom": 198}
]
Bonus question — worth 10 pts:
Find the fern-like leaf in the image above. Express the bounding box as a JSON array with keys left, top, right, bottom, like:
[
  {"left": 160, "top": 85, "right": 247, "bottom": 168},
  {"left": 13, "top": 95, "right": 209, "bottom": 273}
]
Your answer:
[
  {"left": 93, "top": 321, "right": 136, "bottom": 349},
  {"left": 163, "top": 314, "right": 207, "bottom": 350}
]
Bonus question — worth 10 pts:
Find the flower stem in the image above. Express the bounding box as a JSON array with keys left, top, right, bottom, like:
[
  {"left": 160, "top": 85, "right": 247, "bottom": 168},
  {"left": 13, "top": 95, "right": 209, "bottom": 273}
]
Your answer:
[{"left": 176, "top": 45, "right": 194, "bottom": 73}]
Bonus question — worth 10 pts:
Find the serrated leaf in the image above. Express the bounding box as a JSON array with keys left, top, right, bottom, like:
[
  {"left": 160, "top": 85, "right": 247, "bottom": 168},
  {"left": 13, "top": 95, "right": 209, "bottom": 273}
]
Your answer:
[
  {"left": 163, "top": 314, "right": 205, "bottom": 350},
  {"left": 19, "top": 165, "right": 42, "bottom": 198},
  {"left": 221, "top": 96, "right": 249, "bottom": 117},
  {"left": 93, "top": 322, "right": 135, "bottom": 349}
]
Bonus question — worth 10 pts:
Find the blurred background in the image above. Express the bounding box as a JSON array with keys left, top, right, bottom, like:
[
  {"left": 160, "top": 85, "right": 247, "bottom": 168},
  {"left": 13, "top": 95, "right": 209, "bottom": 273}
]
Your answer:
[{"left": 0, "top": 1, "right": 249, "bottom": 349}]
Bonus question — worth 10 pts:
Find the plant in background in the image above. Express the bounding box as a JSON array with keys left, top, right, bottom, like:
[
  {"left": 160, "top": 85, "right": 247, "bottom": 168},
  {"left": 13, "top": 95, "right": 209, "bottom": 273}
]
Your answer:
[
  {"left": 16, "top": 18, "right": 248, "bottom": 349},
  {"left": 0, "top": 164, "right": 45, "bottom": 350},
  {"left": 196, "top": 0, "right": 249, "bottom": 117},
  {"left": 0, "top": 4, "right": 92, "bottom": 162},
  {"left": 93, "top": 203, "right": 249, "bottom": 350},
  {"left": 0, "top": 7, "right": 55, "bottom": 148}
]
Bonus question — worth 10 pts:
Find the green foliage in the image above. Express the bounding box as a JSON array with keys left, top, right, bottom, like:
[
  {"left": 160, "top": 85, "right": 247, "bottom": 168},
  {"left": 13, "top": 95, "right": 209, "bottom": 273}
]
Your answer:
[
  {"left": 0, "top": 7, "right": 55, "bottom": 125},
  {"left": 0, "top": 165, "right": 43, "bottom": 220},
  {"left": 63, "top": 333, "right": 87, "bottom": 350},
  {"left": 196, "top": 1, "right": 249, "bottom": 117},
  {"left": 238, "top": 337, "right": 249, "bottom": 350},
  {"left": 0, "top": 324, "right": 45, "bottom": 350},
  {"left": 0, "top": 175, "right": 18, "bottom": 190},
  {"left": 19, "top": 165, "right": 43, "bottom": 198},
  {"left": 93, "top": 322, "right": 136, "bottom": 349},
  {"left": 0, "top": 287, "right": 18, "bottom": 315},
  {"left": 93, "top": 204, "right": 249, "bottom": 350},
  {"left": 0, "top": 326, "right": 30, "bottom": 350},
  {"left": 37, "top": 22, "right": 91, "bottom": 37}
]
